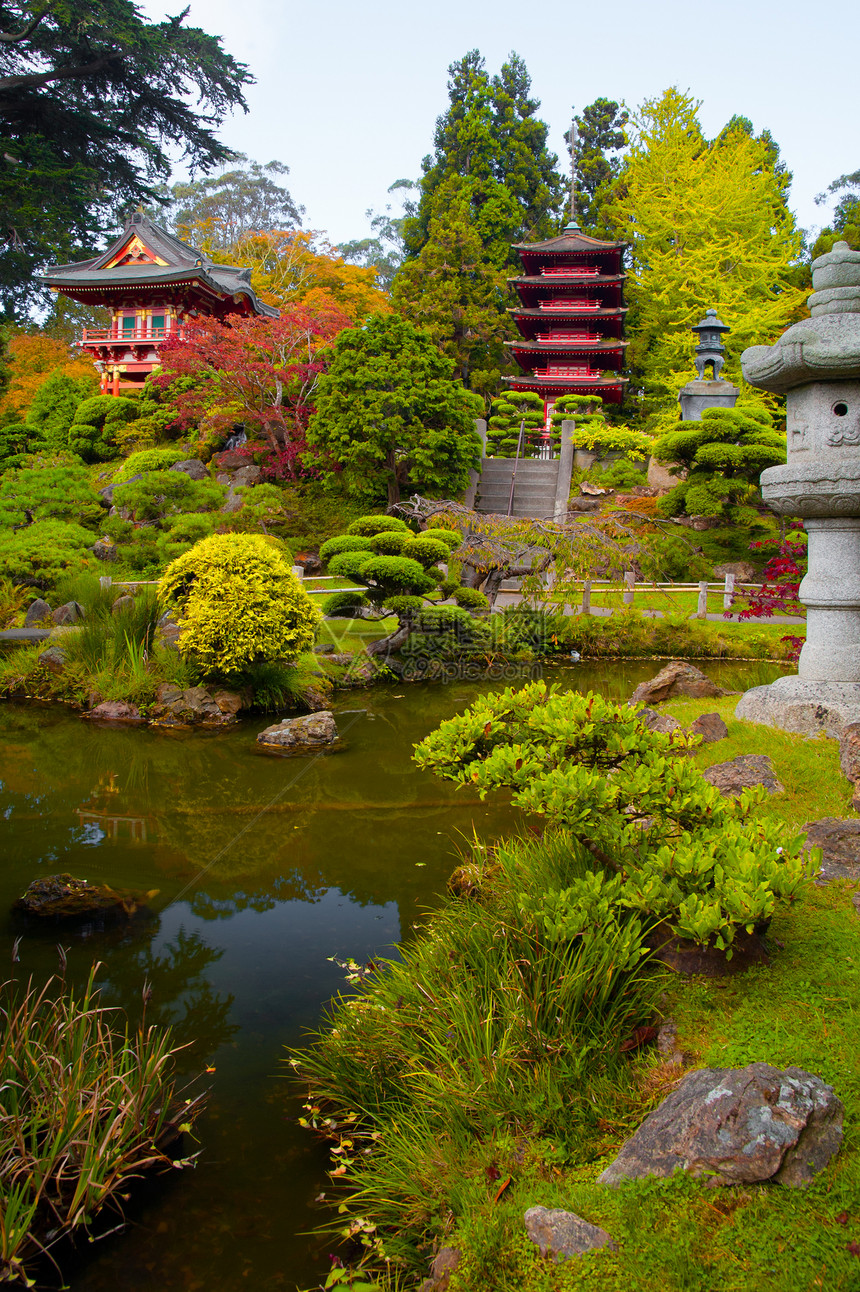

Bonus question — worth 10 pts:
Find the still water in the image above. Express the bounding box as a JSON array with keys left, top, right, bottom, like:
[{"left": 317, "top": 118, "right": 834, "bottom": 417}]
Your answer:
[{"left": 0, "top": 659, "right": 789, "bottom": 1291}]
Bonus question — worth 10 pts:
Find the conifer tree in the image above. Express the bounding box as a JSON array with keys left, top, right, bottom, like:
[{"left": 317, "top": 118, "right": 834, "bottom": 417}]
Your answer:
[{"left": 602, "top": 89, "right": 806, "bottom": 428}]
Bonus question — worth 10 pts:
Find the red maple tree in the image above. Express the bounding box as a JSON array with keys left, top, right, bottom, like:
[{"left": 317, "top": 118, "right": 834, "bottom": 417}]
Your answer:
[
  {"left": 153, "top": 306, "right": 350, "bottom": 457},
  {"left": 729, "top": 522, "right": 807, "bottom": 659}
]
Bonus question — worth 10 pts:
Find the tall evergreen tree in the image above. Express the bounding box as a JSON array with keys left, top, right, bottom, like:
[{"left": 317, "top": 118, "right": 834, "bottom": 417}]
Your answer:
[
  {"left": 813, "top": 167, "right": 860, "bottom": 257},
  {"left": 568, "top": 98, "right": 628, "bottom": 233},
  {"left": 602, "top": 88, "right": 806, "bottom": 429},
  {"left": 391, "top": 51, "right": 563, "bottom": 392}
]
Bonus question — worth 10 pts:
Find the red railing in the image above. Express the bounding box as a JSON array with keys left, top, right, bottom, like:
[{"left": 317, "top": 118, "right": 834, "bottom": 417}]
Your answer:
[
  {"left": 81, "top": 326, "right": 179, "bottom": 343},
  {"left": 539, "top": 299, "right": 601, "bottom": 311},
  {"left": 535, "top": 331, "right": 602, "bottom": 343},
  {"left": 540, "top": 265, "right": 599, "bottom": 277}
]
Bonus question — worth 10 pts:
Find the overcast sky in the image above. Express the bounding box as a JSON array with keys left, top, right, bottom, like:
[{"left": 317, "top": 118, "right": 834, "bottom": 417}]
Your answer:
[{"left": 141, "top": 0, "right": 858, "bottom": 249}]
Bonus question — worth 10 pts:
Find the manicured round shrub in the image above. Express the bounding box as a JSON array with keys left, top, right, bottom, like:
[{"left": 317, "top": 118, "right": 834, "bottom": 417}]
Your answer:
[
  {"left": 384, "top": 595, "right": 424, "bottom": 618},
  {"left": 0, "top": 519, "right": 94, "bottom": 588},
  {"left": 360, "top": 555, "right": 432, "bottom": 594},
  {"left": 402, "top": 535, "right": 451, "bottom": 568},
  {"left": 453, "top": 586, "right": 489, "bottom": 610},
  {"left": 322, "top": 590, "right": 367, "bottom": 617},
  {"left": 368, "top": 530, "right": 409, "bottom": 555},
  {"left": 115, "top": 448, "right": 186, "bottom": 481},
  {"left": 159, "top": 533, "right": 321, "bottom": 675},
  {"left": 319, "top": 534, "right": 374, "bottom": 564},
  {"left": 347, "top": 514, "right": 410, "bottom": 537},
  {"left": 424, "top": 527, "right": 462, "bottom": 551},
  {"left": 327, "top": 550, "right": 374, "bottom": 581},
  {"left": 69, "top": 396, "right": 138, "bottom": 463}
]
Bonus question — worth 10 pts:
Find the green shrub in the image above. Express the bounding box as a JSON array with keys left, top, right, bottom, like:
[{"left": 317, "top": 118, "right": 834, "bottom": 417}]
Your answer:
[
  {"left": 384, "top": 595, "right": 424, "bottom": 618},
  {"left": 368, "top": 530, "right": 410, "bottom": 555},
  {"left": 26, "top": 372, "right": 98, "bottom": 452},
  {"left": 115, "top": 447, "right": 186, "bottom": 480},
  {"left": 319, "top": 534, "right": 374, "bottom": 564},
  {"left": 423, "top": 526, "right": 462, "bottom": 551},
  {"left": 346, "top": 514, "right": 410, "bottom": 537},
  {"left": 69, "top": 396, "right": 138, "bottom": 463},
  {"left": 0, "top": 421, "right": 45, "bottom": 472},
  {"left": 452, "top": 586, "right": 489, "bottom": 610},
  {"left": 322, "top": 590, "right": 367, "bottom": 616},
  {"left": 359, "top": 555, "right": 436, "bottom": 607},
  {"left": 327, "top": 549, "right": 374, "bottom": 582},
  {"left": 0, "top": 519, "right": 94, "bottom": 587},
  {"left": 220, "top": 484, "right": 296, "bottom": 544},
  {"left": 112, "top": 470, "right": 225, "bottom": 521},
  {"left": 0, "top": 464, "right": 104, "bottom": 529},
  {"left": 159, "top": 533, "right": 322, "bottom": 675},
  {"left": 415, "top": 681, "right": 814, "bottom": 953},
  {"left": 402, "top": 534, "right": 452, "bottom": 568}
]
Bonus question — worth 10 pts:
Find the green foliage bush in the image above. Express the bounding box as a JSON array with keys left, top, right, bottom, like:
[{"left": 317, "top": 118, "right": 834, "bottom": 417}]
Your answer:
[
  {"left": 327, "top": 549, "right": 373, "bottom": 582},
  {"left": 423, "top": 526, "right": 462, "bottom": 551},
  {"left": 115, "top": 447, "right": 186, "bottom": 480},
  {"left": 0, "top": 464, "right": 104, "bottom": 529},
  {"left": 0, "top": 519, "right": 95, "bottom": 587},
  {"left": 321, "top": 589, "right": 367, "bottom": 617},
  {"left": 347, "top": 514, "right": 411, "bottom": 537},
  {"left": 0, "top": 421, "right": 45, "bottom": 472},
  {"left": 401, "top": 534, "right": 452, "bottom": 568},
  {"left": 415, "top": 682, "right": 813, "bottom": 952},
  {"left": 220, "top": 484, "right": 296, "bottom": 543},
  {"left": 112, "top": 470, "right": 225, "bottom": 521},
  {"left": 25, "top": 372, "right": 98, "bottom": 452},
  {"left": 159, "top": 533, "right": 322, "bottom": 675},
  {"left": 487, "top": 391, "right": 545, "bottom": 457},
  {"left": 655, "top": 406, "right": 786, "bottom": 521},
  {"left": 69, "top": 396, "right": 138, "bottom": 463},
  {"left": 359, "top": 555, "right": 436, "bottom": 607},
  {"left": 452, "top": 586, "right": 489, "bottom": 610},
  {"left": 367, "top": 530, "right": 410, "bottom": 555},
  {"left": 383, "top": 595, "right": 424, "bottom": 618},
  {"left": 319, "top": 534, "right": 374, "bottom": 563}
]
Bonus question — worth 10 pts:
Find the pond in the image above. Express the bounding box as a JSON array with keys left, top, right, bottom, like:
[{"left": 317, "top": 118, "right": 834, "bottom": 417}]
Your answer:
[{"left": 0, "top": 658, "right": 790, "bottom": 1291}]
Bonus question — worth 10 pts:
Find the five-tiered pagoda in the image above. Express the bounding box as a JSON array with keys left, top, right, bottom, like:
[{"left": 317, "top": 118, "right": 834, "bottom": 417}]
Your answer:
[
  {"left": 42, "top": 211, "right": 277, "bottom": 397},
  {"left": 505, "top": 123, "right": 627, "bottom": 420}
]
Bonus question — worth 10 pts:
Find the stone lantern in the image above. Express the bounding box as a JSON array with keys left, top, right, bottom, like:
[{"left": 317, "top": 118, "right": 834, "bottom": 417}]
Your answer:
[
  {"left": 737, "top": 240, "right": 860, "bottom": 734},
  {"left": 677, "top": 309, "right": 739, "bottom": 421}
]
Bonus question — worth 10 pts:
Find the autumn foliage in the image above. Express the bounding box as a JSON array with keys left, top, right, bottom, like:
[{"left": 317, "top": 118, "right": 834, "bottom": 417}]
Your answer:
[
  {"left": 153, "top": 307, "right": 350, "bottom": 458},
  {"left": 0, "top": 334, "right": 96, "bottom": 422}
]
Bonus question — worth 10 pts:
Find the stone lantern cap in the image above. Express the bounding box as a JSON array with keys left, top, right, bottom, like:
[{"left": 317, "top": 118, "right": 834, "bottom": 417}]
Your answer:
[
  {"left": 692, "top": 308, "right": 730, "bottom": 338},
  {"left": 742, "top": 241, "right": 860, "bottom": 393}
]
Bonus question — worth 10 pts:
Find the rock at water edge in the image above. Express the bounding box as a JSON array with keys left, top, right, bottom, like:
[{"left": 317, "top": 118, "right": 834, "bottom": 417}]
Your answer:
[{"left": 629, "top": 661, "right": 731, "bottom": 707}]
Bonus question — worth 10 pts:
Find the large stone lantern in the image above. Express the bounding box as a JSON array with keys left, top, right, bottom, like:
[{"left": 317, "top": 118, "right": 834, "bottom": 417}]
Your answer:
[
  {"left": 737, "top": 240, "right": 860, "bottom": 734},
  {"left": 677, "top": 309, "right": 739, "bottom": 421}
]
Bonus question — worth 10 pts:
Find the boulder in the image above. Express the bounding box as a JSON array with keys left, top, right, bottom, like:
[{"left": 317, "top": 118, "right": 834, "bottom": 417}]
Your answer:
[
  {"left": 211, "top": 688, "right": 249, "bottom": 716},
  {"left": 630, "top": 485, "right": 659, "bottom": 498},
  {"left": 803, "top": 818, "right": 860, "bottom": 882},
  {"left": 580, "top": 481, "right": 612, "bottom": 497},
  {"left": 839, "top": 722, "right": 860, "bottom": 783},
  {"left": 111, "top": 594, "right": 135, "bottom": 615},
  {"left": 296, "top": 683, "right": 333, "bottom": 713},
  {"left": 37, "top": 646, "right": 67, "bottom": 674},
  {"left": 524, "top": 1207, "right": 615, "bottom": 1260},
  {"left": 418, "top": 1247, "right": 461, "bottom": 1292},
  {"left": 566, "top": 496, "right": 603, "bottom": 514},
  {"left": 24, "top": 598, "right": 52, "bottom": 626},
  {"left": 212, "top": 449, "right": 246, "bottom": 470},
  {"left": 703, "top": 754, "right": 784, "bottom": 797},
  {"left": 83, "top": 700, "right": 144, "bottom": 724},
  {"left": 92, "top": 537, "right": 118, "bottom": 562},
  {"left": 314, "top": 642, "right": 335, "bottom": 654},
  {"left": 629, "top": 661, "right": 730, "bottom": 706},
  {"left": 232, "top": 464, "right": 262, "bottom": 487},
  {"left": 257, "top": 710, "right": 339, "bottom": 751},
  {"left": 296, "top": 553, "right": 323, "bottom": 576},
  {"left": 689, "top": 712, "right": 729, "bottom": 743},
  {"left": 221, "top": 488, "right": 244, "bottom": 514},
  {"left": 713, "top": 561, "right": 757, "bottom": 583},
  {"left": 99, "top": 475, "right": 142, "bottom": 503},
  {"left": 13, "top": 873, "right": 158, "bottom": 926},
  {"left": 598, "top": 1063, "right": 843, "bottom": 1189},
  {"left": 637, "top": 706, "right": 681, "bottom": 734},
  {"left": 152, "top": 683, "right": 239, "bottom": 726},
  {"left": 169, "top": 458, "right": 208, "bottom": 480},
  {"left": 51, "top": 600, "right": 84, "bottom": 626}
]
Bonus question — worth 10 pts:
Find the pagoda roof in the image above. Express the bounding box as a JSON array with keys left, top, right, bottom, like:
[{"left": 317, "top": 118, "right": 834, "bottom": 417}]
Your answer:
[
  {"left": 508, "top": 274, "right": 625, "bottom": 288},
  {"left": 41, "top": 211, "right": 278, "bottom": 317},
  {"left": 513, "top": 223, "right": 626, "bottom": 254},
  {"left": 508, "top": 339, "right": 628, "bottom": 353},
  {"left": 509, "top": 306, "right": 627, "bottom": 320}
]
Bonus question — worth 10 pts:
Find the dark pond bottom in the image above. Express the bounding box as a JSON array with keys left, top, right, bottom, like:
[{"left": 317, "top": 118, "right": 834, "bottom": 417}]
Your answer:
[{"left": 0, "top": 659, "right": 790, "bottom": 1291}]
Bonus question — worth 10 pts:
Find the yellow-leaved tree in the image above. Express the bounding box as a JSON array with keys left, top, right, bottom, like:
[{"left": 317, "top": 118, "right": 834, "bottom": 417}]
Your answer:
[{"left": 603, "top": 88, "right": 807, "bottom": 431}]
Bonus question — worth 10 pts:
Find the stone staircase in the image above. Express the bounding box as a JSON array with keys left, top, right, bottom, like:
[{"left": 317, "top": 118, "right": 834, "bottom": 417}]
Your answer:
[{"left": 474, "top": 457, "right": 560, "bottom": 519}]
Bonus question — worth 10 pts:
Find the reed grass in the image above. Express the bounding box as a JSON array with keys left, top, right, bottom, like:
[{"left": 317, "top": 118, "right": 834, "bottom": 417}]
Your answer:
[{"left": 0, "top": 963, "right": 204, "bottom": 1287}]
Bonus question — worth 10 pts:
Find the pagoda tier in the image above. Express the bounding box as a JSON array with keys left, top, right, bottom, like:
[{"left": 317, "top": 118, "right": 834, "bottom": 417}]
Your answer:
[
  {"left": 41, "top": 211, "right": 277, "bottom": 395},
  {"left": 504, "top": 225, "right": 628, "bottom": 409}
]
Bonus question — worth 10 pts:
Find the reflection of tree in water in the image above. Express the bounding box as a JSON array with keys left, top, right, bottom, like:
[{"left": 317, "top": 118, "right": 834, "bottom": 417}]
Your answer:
[
  {"left": 96, "top": 925, "right": 237, "bottom": 1061},
  {"left": 187, "top": 868, "right": 327, "bottom": 919}
]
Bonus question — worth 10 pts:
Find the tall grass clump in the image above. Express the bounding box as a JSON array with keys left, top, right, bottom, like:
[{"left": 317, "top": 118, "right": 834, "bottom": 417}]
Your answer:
[
  {"left": 60, "top": 588, "right": 161, "bottom": 704},
  {"left": 291, "top": 830, "right": 661, "bottom": 1277},
  {"left": 0, "top": 965, "right": 204, "bottom": 1287}
]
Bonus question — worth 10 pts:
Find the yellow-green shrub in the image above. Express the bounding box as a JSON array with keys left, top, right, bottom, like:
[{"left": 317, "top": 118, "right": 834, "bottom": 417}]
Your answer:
[{"left": 159, "top": 533, "right": 321, "bottom": 676}]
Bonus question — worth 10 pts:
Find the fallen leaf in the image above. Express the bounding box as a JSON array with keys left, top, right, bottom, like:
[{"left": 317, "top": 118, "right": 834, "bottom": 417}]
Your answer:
[
  {"left": 620, "top": 1024, "right": 660, "bottom": 1052},
  {"left": 836, "top": 1211, "right": 849, "bottom": 1225},
  {"left": 847, "top": 1241, "right": 860, "bottom": 1257},
  {"left": 485, "top": 1164, "right": 500, "bottom": 1181},
  {"left": 493, "top": 1176, "right": 512, "bottom": 1203}
]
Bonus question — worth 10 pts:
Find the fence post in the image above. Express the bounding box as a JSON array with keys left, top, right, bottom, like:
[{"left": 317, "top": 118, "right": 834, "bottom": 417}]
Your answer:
[
  {"left": 99, "top": 576, "right": 112, "bottom": 591},
  {"left": 581, "top": 580, "right": 592, "bottom": 615},
  {"left": 697, "top": 581, "right": 708, "bottom": 619},
  {"left": 291, "top": 565, "right": 304, "bottom": 582},
  {"left": 723, "top": 572, "right": 735, "bottom": 611},
  {"left": 623, "top": 571, "right": 635, "bottom": 605}
]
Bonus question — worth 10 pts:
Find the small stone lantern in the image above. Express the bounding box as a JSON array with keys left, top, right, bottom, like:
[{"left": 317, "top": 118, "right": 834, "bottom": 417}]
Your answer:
[
  {"left": 677, "top": 309, "right": 739, "bottom": 421},
  {"left": 737, "top": 240, "right": 860, "bottom": 734}
]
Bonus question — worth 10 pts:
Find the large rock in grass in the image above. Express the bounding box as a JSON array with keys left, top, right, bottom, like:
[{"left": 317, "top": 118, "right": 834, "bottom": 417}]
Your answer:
[
  {"left": 628, "top": 661, "right": 731, "bottom": 707},
  {"left": 524, "top": 1207, "right": 616, "bottom": 1260},
  {"left": 689, "top": 712, "right": 729, "bottom": 743},
  {"left": 703, "top": 754, "right": 784, "bottom": 797},
  {"left": 418, "top": 1247, "right": 461, "bottom": 1292},
  {"left": 169, "top": 458, "right": 208, "bottom": 480},
  {"left": 24, "top": 598, "right": 52, "bottom": 626},
  {"left": 598, "top": 1063, "right": 843, "bottom": 1188},
  {"left": 803, "top": 818, "right": 860, "bottom": 882},
  {"left": 51, "top": 600, "right": 84, "bottom": 626},
  {"left": 637, "top": 706, "right": 681, "bottom": 734},
  {"left": 37, "top": 645, "right": 68, "bottom": 674},
  {"left": 13, "top": 873, "right": 158, "bottom": 926},
  {"left": 257, "top": 711, "right": 339, "bottom": 751}
]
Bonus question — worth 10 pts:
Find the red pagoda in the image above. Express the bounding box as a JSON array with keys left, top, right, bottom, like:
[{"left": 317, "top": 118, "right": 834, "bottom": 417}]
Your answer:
[
  {"left": 41, "top": 211, "right": 277, "bottom": 396},
  {"left": 505, "top": 127, "right": 627, "bottom": 421}
]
